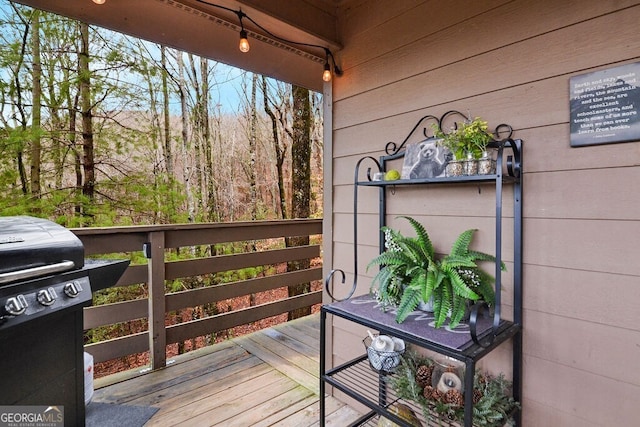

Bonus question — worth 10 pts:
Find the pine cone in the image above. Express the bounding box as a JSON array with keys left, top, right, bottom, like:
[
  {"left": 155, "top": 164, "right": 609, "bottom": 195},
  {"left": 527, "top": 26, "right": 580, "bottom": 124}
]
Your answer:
[
  {"left": 423, "top": 385, "right": 442, "bottom": 401},
  {"left": 443, "top": 389, "right": 464, "bottom": 407},
  {"left": 415, "top": 364, "right": 433, "bottom": 387},
  {"left": 476, "top": 373, "right": 488, "bottom": 385},
  {"left": 472, "top": 389, "right": 483, "bottom": 404}
]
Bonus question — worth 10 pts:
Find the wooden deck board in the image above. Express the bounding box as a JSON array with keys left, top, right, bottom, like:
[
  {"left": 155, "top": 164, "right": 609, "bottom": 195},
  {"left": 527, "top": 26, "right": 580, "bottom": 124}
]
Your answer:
[
  {"left": 92, "top": 313, "right": 362, "bottom": 426},
  {"left": 93, "top": 343, "right": 249, "bottom": 404},
  {"left": 130, "top": 356, "right": 270, "bottom": 408},
  {"left": 211, "top": 385, "right": 314, "bottom": 427},
  {"left": 260, "top": 326, "right": 320, "bottom": 361},
  {"left": 266, "top": 395, "right": 361, "bottom": 427},
  {"left": 240, "top": 328, "right": 319, "bottom": 373},
  {"left": 272, "top": 319, "right": 321, "bottom": 351},
  {"left": 235, "top": 334, "right": 320, "bottom": 395},
  {"left": 147, "top": 370, "right": 294, "bottom": 426}
]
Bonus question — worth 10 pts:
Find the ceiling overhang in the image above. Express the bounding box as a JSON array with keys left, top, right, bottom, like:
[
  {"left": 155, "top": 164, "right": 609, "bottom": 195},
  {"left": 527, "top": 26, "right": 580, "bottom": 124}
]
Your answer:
[{"left": 12, "top": 0, "right": 343, "bottom": 91}]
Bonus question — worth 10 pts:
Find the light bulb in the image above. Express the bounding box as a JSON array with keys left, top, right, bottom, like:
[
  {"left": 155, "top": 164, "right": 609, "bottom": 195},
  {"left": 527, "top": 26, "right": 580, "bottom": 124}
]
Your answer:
[
  {"left": 322, "top": 63, "right": 331, "bottom": 82},
  {"left": 239, "top": 30, "right": 250, "bottom": 53},
  {"left": 92, "top": 0, "right": 106, "bottom": 4}
]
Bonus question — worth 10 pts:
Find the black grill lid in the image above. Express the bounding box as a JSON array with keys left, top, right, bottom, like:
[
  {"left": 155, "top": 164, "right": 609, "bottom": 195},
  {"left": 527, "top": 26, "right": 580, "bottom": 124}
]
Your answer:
[{"left": 0, "top": 216, "right": 84, "bottom": 277}]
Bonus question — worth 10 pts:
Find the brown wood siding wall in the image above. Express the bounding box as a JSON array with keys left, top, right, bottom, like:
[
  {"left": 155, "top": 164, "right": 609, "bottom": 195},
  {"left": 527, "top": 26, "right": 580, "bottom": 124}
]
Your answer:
[{"left": 328, "top": 0, "right": 640, "bottom": 425}]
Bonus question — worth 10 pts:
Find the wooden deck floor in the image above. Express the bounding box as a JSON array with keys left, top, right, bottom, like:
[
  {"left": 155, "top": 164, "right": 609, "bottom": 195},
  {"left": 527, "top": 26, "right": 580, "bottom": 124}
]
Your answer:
[{"left": 91, "top": 313, "right": 362, "bottom": 426}]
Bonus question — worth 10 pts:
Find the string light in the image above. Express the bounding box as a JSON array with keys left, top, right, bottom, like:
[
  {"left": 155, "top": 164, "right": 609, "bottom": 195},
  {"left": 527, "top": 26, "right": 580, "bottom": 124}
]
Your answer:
[
  {"left": 322, "top": 62, "right": 332, "bottom": 82},
  {"left": 238, "top": 29, "right": 250, "bottom": 53},
  {"left": 237, "top": 12, "right": 250, "bottom": 53},
  {"left": 193, "top": 0, "right": 342, "bottom": 82}
]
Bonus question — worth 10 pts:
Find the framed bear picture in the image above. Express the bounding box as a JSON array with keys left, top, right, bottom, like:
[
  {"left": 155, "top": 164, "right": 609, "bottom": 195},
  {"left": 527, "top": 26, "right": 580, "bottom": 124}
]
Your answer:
[{"left": 401, "top": 138, "right": 450, "bottom": 180}]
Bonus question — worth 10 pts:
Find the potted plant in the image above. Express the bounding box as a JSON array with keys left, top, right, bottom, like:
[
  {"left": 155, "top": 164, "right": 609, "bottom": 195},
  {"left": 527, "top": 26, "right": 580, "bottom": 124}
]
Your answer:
[
  {"left": 368, "top": 216, "right": 504, "bottom": 328},
  {"left": 367, "top": 216, "right": 434, "bottom": 311},
  {"left": 433, "top": 117, "right": 493, "bottom": 176},
  {"left": 432, "top": 122, "right": 466, "bottom": 161},
  {"left": 391, "top": 351, "right": 520, "bottom": 426},
  {"left": 459, "top": 117, "right": 492, "bottom": 159}
]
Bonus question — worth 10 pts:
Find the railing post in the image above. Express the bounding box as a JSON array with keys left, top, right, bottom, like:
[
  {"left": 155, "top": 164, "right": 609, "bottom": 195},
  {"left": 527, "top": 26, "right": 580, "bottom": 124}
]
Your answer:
[{"left": 146, "top": 231, "right": 166, "bottom": 370}]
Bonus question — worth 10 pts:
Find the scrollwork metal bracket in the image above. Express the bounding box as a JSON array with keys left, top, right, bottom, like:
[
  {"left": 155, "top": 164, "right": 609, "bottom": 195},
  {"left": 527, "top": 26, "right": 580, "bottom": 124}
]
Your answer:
[{"left": 324, "top": 156, "right": 383, "bottom": 301}]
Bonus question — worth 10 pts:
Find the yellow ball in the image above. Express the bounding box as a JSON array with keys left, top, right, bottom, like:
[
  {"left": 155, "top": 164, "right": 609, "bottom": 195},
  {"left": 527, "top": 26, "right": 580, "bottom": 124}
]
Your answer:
[{"left": 385, "top": 169, "right": 401, "bottom": 181}]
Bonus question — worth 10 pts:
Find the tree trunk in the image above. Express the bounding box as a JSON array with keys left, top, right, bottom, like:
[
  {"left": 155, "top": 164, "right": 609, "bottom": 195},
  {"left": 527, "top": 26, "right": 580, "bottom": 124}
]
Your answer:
[
  {"left": 287, "top": 85, "right": 312, "bottom": 320},
  {"left": 79, "top": 22, "right": 95, "bottom": 219},
  {"left": 261, "top": 76, "right": 287, "bottom": 219},
  {"left": 200, "top": 57, "right": 213, "bottom": 222},
  {"left": 176, "top": 52, "right": 194, "bottom": 222},
  {"left": 10, "top": 3, "right": 30, "bottom": 195},
  {"left": 248, "top": 73, "right": 258, "bottom": 220},
  {"left": 188, "top": 54, "right": 203, "bottom": 217},
  {"left": 161, "top": 46, "right": 173, "bottom": 177},
  {"left": 30, "top": 9, "right": 42, "bottom": 200}
]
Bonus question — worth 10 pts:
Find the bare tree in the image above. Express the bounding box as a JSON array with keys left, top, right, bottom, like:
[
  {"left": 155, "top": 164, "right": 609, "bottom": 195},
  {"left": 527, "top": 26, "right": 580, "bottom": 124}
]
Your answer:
[
  {"left": 286, "top": 85, "right": 312, "bottom": 320},
  {"left": 261, "top": 76, "right": 288, "bottom": 219},
  {"left": 79, "top": 22, "right": 95, "bottom": 218},
  {"left": 30, "top": 9, "right": 41, "bottom": 200},
  {"left": 176, "top": 51, "right": 194, "bottom": 221},
  {"left": 161, "top": 46, "right": 173, "bottom": 177}
]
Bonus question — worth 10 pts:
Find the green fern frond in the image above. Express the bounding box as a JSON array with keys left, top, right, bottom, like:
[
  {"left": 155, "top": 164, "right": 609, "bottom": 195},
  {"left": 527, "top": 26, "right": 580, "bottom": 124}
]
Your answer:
[
  {"left": 396, "top": 285, "right": 422, "bottom": 323},
  {"left": 399, "top": 238, "right": 432, "bottom": 265},
  {"left": 397, "top": 215, "right": 435, "bottom": 257},
  {"left": 466, "top": 250, "right": 507, "bottom": 272},
  {"left": 408, "top": 270, "right": 427, "bottom": 293},
  {"left": 450, "top": 228, "right": 476, "bottom": 256},
  {"left": 448, "top": 293, "right": 468, "bottom": 328},
  {"left": 447, "top": 268, "right": 480, "bottom": 300},
  {"left": 441, "top": 255, "right": 477, "bottom": 269},
  {"left": 367, "top": 251, "right": 413, "bottom": 270},
  {"left": 433, "top": 283, "right": 452, "bottom": 327},
  {"left": 371, "top": 265, "right": 396, "bottom": 290},
  {"left": 418, "top": 271, "right": 434, "bottom": 302},
  {"left": 466, "top": 249, "right": 497, "bottom": 263},
  {"left": 474, "top": 279, "right": 496, "bottom": 305}
]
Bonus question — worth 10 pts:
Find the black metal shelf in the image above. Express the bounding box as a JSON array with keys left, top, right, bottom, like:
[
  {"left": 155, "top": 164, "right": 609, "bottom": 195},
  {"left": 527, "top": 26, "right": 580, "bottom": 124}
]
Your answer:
[
  {"left": 321, "top": 114, "right": 523, "bottom": 427},
  {"left": 322, "top": 296, "right": 521, "bottom": 362},
  {"left": 324, "top": 356, "right": 468, "bottom": 427},
  {"left": 356, "top": 173, "right": 517, "bottom": 187}
]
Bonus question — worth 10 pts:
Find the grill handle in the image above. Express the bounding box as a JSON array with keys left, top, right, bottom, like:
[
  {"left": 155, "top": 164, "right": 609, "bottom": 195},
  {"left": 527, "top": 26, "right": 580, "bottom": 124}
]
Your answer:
[{"left": 0, "top": 260, "right": 75, "bottom": 284}]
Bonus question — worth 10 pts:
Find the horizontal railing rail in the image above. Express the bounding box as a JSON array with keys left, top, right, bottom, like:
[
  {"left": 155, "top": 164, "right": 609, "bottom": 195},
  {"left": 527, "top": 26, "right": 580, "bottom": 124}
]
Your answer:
[{"left": 72, "top": 219, "right": 323, "bottom": 373}]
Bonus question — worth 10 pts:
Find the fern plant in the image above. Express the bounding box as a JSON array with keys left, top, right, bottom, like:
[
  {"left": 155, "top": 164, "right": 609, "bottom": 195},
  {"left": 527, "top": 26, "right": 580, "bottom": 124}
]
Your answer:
[
  {"left": 368, "top": 216, "right": 435, "bottom": 312},
  {"left": 368, "top": 216, "right": 505, "bottom": 328}
]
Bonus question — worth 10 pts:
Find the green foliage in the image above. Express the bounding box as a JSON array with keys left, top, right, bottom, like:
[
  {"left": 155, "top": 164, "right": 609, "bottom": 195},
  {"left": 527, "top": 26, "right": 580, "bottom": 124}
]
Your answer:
[
  {"left": 368, "top": 215, "right": 435, "bottom": 310},
  {"left": 368, "top": 216, "right": 504, "bottom": 328},
  {"left": 391, "top": 351, "right": 520, "bottom": 427},
  {"left": 433, "top": 117, "right": 493, "bottom": 160}
]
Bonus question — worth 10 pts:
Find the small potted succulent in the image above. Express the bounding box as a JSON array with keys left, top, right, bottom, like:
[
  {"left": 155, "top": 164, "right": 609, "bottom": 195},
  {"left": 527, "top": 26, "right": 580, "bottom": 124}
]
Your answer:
[{"left": 368, "top": 216, "right": 504, "bottom": 328}]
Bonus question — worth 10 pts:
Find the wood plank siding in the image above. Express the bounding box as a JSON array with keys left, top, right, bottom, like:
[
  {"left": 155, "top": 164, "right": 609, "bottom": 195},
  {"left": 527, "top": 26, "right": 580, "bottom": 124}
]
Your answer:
[{"left": 326, "top": 0, "right": 640, "bottom": 425}]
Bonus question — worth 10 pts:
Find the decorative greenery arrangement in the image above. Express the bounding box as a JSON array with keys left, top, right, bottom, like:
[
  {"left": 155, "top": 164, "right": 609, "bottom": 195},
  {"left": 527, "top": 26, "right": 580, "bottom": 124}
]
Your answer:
[
  {"left": 433, "top": 117, "right": 493, "bottom": 160},
  {"left": 390, "top": 351, "right": 520, "bottom": 426},
  {"left": 368, "top": 216, "right": 504, "bottom": 328}
]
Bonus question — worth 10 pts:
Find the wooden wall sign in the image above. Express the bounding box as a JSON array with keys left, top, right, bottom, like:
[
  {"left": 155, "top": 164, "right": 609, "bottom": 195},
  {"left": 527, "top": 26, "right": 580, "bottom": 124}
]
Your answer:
[{"left": 569, "top": 62, "right": 640, "bottom": 147}]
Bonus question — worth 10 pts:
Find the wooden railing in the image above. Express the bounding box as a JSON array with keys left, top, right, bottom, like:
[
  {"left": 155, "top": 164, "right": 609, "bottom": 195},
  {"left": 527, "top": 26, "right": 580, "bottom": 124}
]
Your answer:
[{"left": 72, "top": 219, "right": 323, "bottom": 372}]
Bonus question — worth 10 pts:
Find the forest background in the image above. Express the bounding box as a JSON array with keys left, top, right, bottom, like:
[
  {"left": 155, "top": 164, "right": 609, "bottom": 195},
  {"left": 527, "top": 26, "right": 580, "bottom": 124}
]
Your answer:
[
  {"left": 0, "top": 1, "right": 324, "bottom": 374},
  {"left": 0, "top": 1, "right": 324, "bottom": 226}
]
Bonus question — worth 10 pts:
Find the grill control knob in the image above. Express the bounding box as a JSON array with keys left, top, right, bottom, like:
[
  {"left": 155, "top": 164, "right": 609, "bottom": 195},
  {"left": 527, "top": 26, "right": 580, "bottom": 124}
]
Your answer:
[
  {"left": 63, "top": 281, "right": 83, "bottom": 298},
  {"left": 37, "top": 287, "right": 57, "bottom": 306},
  {"left": 4, "top": 295, "right": 28, "bottom": 315}
]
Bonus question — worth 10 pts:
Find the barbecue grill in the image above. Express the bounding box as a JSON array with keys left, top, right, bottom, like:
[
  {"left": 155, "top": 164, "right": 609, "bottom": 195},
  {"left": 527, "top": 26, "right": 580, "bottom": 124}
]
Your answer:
[{"left": 0, "top": 216, "right": 129, "bottom": 427}]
